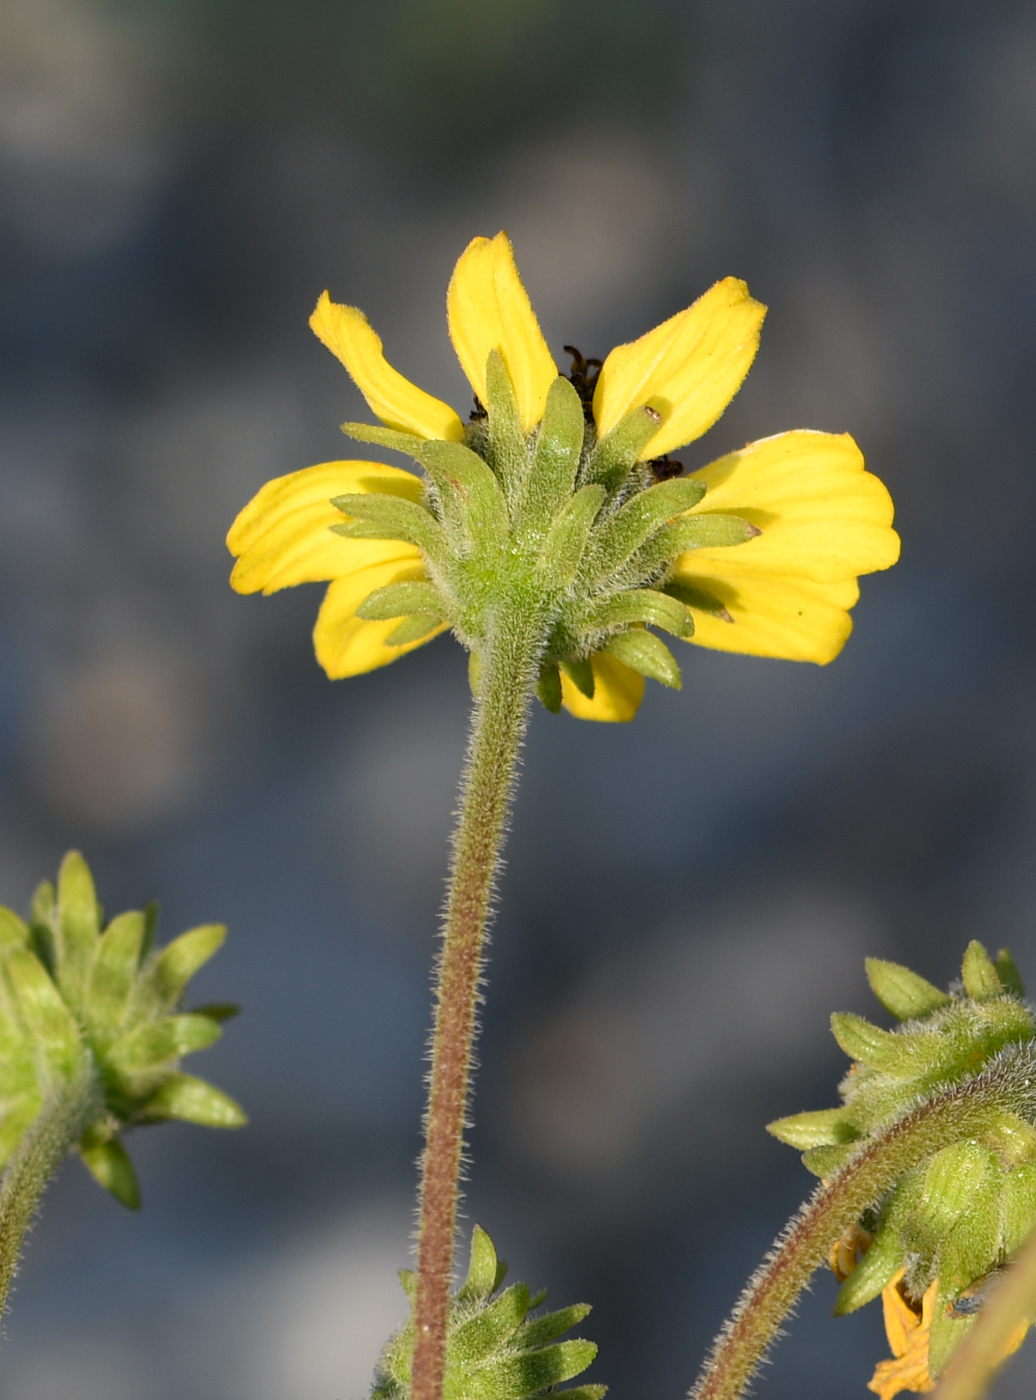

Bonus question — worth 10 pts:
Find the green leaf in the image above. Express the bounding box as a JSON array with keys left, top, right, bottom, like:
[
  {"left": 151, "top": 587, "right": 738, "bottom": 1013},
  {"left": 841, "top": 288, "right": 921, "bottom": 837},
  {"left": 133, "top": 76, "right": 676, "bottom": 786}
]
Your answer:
[
  {"left": 766, "top": 1107, "right": 858, "bottom": 1150},
  {"left": 578, "top": 588, "right": 693, "bottom": 640},
  {"left": 583, "top": 404, "right": 663, "bottom": 490},
  {"left": 603, "top": 630, "right": 682, "bottom": 688},
  {"left": 86, "top": 910, "right": 148, "bottom": 1034},
  {"left": 962, "top": 941, "right": 1003, "bottom": 1002},
  {"left": 538, "top": 485, "right": 606, "bottom": 588},
  {"left": 6, "top": 950, "right": 82, "bottom": 1080},
  {"left": 356, "top": 581, "right": 445, "bottom": 621},
  {"left": 109, "top": 1014, "right": 221, "bottom": 1072},
  {"left": 560, "top": 659, "right": 594, "bottom": 700},
  {"left": 385, "top": 613, "right": 444, "bottom": 646},
  {"left": 995, "top": 948, "right": 1026, "bottom": 998},
  {"left": 55, "top": 851, "right": 101, "bottom": 1010},
  {"left": 522, "top": 376, "right": 585, "bottom": 525},
  {"left": 140, "top": 1073, "right": 247, "bottom": 1127},
  {"left": 865, "top": 958, "right": 952, "bottom": 1021},
  {"left": 138, "top": 924, "right": 226, "bottom": 1014},
  {"left": 78, "top": 1135, "right": 140, "bottom": 1209},
  {"left": 590, "top": 477, "right": 707, "bottom": 578},
  {"left": 458, "top": 1225, "right": 504, "bottom": 1304}
]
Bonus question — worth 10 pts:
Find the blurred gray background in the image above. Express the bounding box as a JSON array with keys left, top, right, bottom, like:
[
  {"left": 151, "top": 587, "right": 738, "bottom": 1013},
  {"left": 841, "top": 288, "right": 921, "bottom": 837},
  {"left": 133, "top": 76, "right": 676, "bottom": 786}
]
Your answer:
[{"left": 1, "top": 0, "right": 1036, "bottom": 1396}]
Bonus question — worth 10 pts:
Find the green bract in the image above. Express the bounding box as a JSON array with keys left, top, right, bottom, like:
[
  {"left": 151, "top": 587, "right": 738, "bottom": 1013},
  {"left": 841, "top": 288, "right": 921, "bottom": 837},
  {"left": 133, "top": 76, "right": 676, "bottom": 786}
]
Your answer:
[
  {"left": 372, "top": 1226, "right": 604, "bottom": 1400},
  {"left": 768, "top": 942, "right": 1036, "bottom": 1373},
  {"left": 342, "top": 353, "right": 757, "bottom": 710},
  {"left": 0, "top": 851, "right": 245, "bottom": 1208}
]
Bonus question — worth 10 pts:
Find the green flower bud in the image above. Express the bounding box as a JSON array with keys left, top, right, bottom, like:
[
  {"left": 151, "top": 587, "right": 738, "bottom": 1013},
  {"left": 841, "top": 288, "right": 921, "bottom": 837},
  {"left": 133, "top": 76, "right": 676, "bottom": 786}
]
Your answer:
[
  {"left": 0, "top": 852, "right": 245, "bottom": 1208},
  {"left": 769, "top": 942, "right": 1036, "bottom": 1384},
  {"left": 372, "top": 1226, "right": 604, "bottom": 1400}
]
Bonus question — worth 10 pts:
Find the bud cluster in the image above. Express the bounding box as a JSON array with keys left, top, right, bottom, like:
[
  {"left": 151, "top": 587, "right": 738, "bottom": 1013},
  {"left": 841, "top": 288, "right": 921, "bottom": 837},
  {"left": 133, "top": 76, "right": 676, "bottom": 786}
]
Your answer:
[
  {"left": 338, "top": 349, "right": 756, "bottom": 707},
  {"left": 769, "top": 942, "right": 1036, "bottom": 1375},
  {"left": 373, "top": 1226, "right": 604, "bottom": 1400},
  {"left": 0, "top": 851, "right": 244, "bottom": 1208}
]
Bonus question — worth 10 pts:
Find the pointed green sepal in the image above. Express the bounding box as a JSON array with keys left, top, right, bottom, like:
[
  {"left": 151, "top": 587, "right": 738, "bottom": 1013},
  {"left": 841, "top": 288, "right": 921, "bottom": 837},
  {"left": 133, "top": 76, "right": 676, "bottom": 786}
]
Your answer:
[
  {"left": 578, "top": 588, "right": 693, "bottom": 641},
  {"left": 189, "top": 1002, "right": 240, "bottom": 1023},
  {"left": 457, "top": 1224, "right": 505, "bottom": 1304},
  {"left": 995, "top": 948, "right": 1025, "bottom": 998},
  {"left": 468, "top": 1339, "right": 598, "bottom": 1400},
  {"left": 0, "top": 908, "right": 29, "bottom": 953},
  {"left": 523, "top": 376, "right": 585, "bottom": 526},
  {"left": 961, "top": 940, "right": 1003, "bottom": 1001},
  {"left": 356, "top": 582, "right": 446, "bottom": 622},
  {"left": 109, "top": 1013, "right": 222, "bottom": 1073},
  {"left": 385, "top": 614, "right": 445, "bottom": 646},
  {"left": 140, "top": 1073, "right": 247, "bottom": 1127},
  {"left": 538, "top": 486, "right": 606, "bottom": 588},
  {"left": 830, "top": 1012, "right": 941, "bottom": 1076},
  {"left": 137, "top": 923, "right": 226, "bottom": 1016},
  {"left": 583, "top": 405, "right": 663, "bottom": 490},
  {"left": 419, "top": 440, "right": 510, "bottom": 553},
  {"left": 865, "top": 958, "right": 952, "bottom": 1021},
  {"left": 78, "top": 1131, "right": 140, "bottom": 1209},
  {"left": 331, "top": 494, "right": 448, "bottom": 558},
  {"left": 55, "top": 851, "right": 101, "bottom": 1011},
  {"left": 483, "top": 350, "right": 526, "bottom": 495},
  {"left": 452, "top": 1283, "right": 530, "bottom": 1363},
  {"left": 603, "top": 630, "right": 682, "bottom": 688},
  {"left": 560, "top": 658, "right": 595, "bottom": 700},
  {"left": 766, "top": 1107, "right": 858, "bottom": 1150},
  {"left": 801, "top": 1142, "right": 857, "bottom": 1177},
  {"left": 6, "top": 949, "right": 83, "bottom": 1079},
  {"left": 86, "top": 910, "right": 148, "bottom": 1037},
  {"left": 518, "top": 1303, "right": 592, "bottom": 1350},
  {"left": 536, "top": 662, "right": 563, "bottom": 714},
  {"left": 590, "top": 478, "right": 707, "bottom": 578},
  {"left": 340, "top": 422, "right": 425, "bottom": 458},
  {"left": 662, "top": 579, "right": 733, "bottom": 620}
]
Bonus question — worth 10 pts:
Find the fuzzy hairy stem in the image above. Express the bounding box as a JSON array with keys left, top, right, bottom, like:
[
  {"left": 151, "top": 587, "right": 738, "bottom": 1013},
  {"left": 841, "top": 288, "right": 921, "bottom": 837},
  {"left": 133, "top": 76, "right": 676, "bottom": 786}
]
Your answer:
[
  {"left": 689, "top": 1050, "right": 1036, "bottom": 1400},
  {"left": 0, "top": 1059, "right": 98, "bottom": 1323},
  {"left": 411, "top": 603, "right": 543, "bottom": 1400}
]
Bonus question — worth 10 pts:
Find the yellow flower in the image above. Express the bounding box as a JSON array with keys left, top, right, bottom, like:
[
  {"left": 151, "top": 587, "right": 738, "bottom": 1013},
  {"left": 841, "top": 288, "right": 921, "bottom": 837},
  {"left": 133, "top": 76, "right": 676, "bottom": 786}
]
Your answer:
[
  {"left": 868, "top": 1272, "right": 1030, "bottom": 1400},
  {"left": 228, "top": 232, "right": 899, "bottom": 721}
]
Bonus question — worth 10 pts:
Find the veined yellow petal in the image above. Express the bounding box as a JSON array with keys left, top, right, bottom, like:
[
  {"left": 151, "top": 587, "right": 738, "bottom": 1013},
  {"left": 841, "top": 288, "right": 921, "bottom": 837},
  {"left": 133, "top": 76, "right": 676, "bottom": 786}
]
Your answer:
[
  {"left": 310, "top": 293, "right": 464, "bottom": 442},
  {"left": 672, "top": 556, "right": 861, "bottom": 664},
  {"left": 314, "top": 558, "right": 448, "bottom": 679},
  {"left": 593, "top": 277, "right": 766, "bottom": 457},
  {"left": 560, "top": 653, "right": 645, "bottom": 722},
  {"left": 228, "top": 461, "right": 423, "bottom": 594},
  {"left": 447, "top": 232, "right": 558, "bottom": 434},
  {"left": 688, "top": 431, "right": 900, "bottom": 583}
]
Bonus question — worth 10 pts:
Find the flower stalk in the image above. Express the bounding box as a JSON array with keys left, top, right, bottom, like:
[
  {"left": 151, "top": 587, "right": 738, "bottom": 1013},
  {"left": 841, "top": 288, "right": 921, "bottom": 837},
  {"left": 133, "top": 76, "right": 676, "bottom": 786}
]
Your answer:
[
  {"left": 412, "top": 600, "right": 545, "bottom": 1400},
  {"left": 690, "top": 1052, "right": 1036, "bottom": 1400},
  {"left": 0, "top": 1057, "right": 99, "bottom": 1324}
]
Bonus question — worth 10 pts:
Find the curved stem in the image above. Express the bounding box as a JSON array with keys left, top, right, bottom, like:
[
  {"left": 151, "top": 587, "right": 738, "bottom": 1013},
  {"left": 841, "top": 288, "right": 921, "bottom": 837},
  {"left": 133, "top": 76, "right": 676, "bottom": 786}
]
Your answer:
[
  {"left": 0, "top": 1059, "right": 98, "bottom": 1323},
  {"left": 411, "top": 605, "right": 542, "bottom": 1400},
  {"left": 690, "top": 1062, "right": 1036, "bottom": 1400}
]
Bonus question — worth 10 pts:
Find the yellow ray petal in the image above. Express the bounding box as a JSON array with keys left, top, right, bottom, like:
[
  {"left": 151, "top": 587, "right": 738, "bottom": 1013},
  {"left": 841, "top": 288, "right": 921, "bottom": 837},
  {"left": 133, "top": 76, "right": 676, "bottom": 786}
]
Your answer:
[
  {"left": 688, "top": 431, "right": 900, "bottom": 583},
  {"left": 310, "top": 293, "right": 465, "bottom": 442},
  {"left": 560, "top": 653, "right": 645, "bottom": 722},
  {"left": 593, "top": 277, "right": 766, "bottom": 457},
  {"left": 447, "top": 232, "right": 558, "bottom": 435},
  {"left": 314, "top": 558, "right": 448, "bottom": 679},
  {"left": 228, "top": 460, "right": 424, "bottom": 594},
  {"left": 671, "top": 556, "right": 862, "bottom": 664},
  {"left": 868, "top": 1275, "right": 938, "bottom": 1399}
]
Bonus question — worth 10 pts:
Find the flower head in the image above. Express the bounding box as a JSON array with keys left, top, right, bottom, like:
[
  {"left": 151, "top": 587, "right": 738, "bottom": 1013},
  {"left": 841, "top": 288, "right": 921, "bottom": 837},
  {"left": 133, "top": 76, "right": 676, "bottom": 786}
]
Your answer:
[
  {"left": 772, "top": 942, "right": 1036, "bottom": 1387},
  {"left": 228, "top": 232, "right": 899, "bottom": 720}
]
